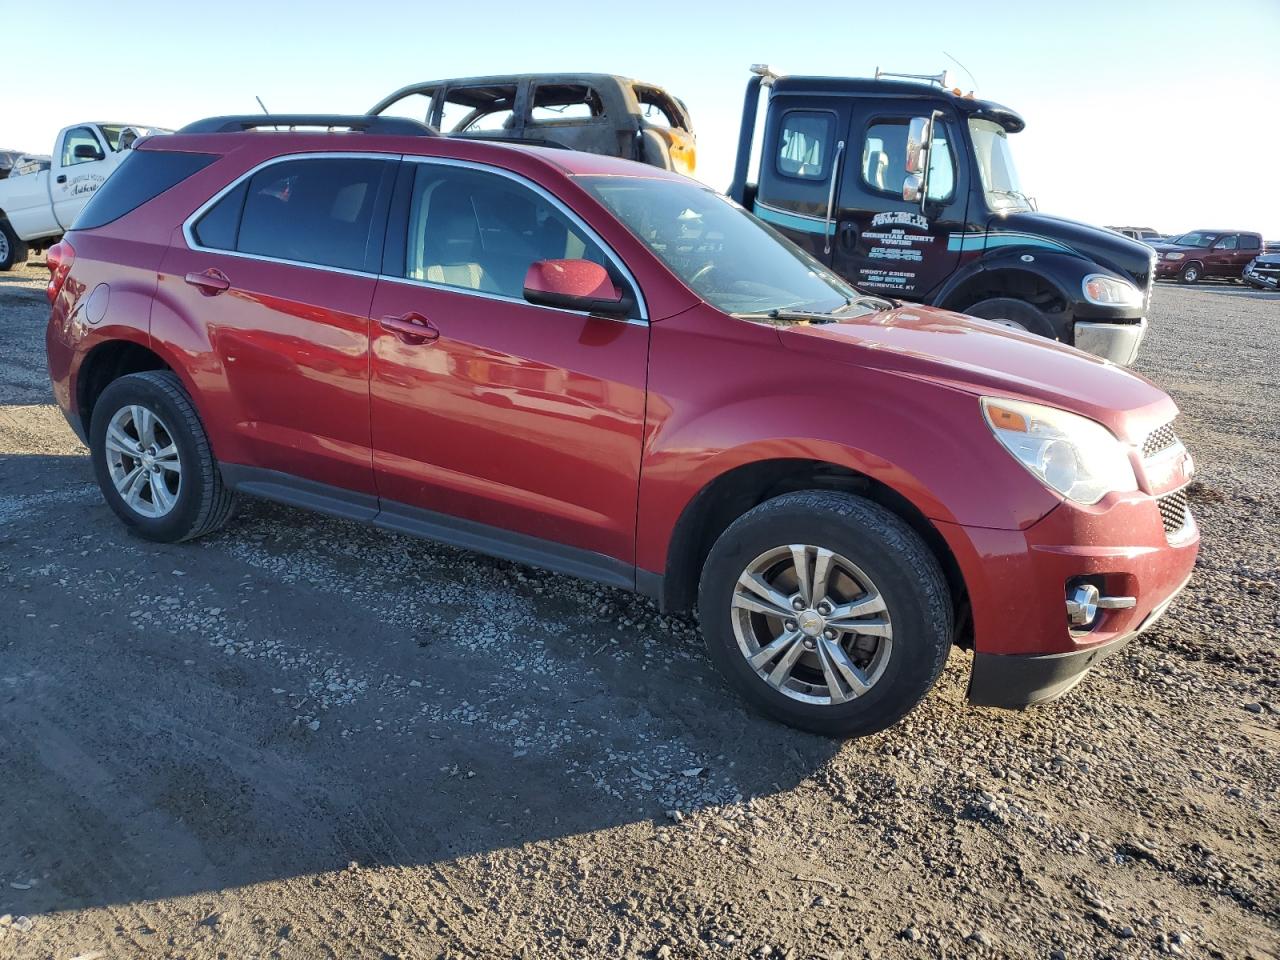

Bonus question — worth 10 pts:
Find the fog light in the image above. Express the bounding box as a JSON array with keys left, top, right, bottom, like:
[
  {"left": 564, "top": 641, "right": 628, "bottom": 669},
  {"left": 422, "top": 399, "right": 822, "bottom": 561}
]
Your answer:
[{"left": 1066, "top": 583, "right": 1137, "bottom": 630}]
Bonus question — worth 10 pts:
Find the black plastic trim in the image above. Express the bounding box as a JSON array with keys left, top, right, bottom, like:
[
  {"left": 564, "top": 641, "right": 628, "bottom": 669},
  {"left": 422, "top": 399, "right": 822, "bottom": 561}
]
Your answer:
[
  {"left": 179, "top": 115, "right": 437, "bottom": 136},
  {"left": 967, "top": 633, "right": 1133, "bottom": 709},
  {"left": 219, "top": 464, "right": 636, "bottom": 592}
]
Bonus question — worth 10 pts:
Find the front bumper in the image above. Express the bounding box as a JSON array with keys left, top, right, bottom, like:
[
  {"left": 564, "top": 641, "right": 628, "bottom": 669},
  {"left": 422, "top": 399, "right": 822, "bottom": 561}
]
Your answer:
[
  {"left": 1243, "top": 268, "right": 1279, "bottom": 290},
  {"left": 968, "top": 572, "right": 1191, "bottom": 708},
  {"left": 1072, "top": 317, "right": 1146, "bottom": 366}
]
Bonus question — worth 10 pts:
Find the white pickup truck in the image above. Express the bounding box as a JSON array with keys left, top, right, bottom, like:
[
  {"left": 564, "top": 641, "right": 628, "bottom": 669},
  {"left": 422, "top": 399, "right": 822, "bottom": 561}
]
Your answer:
[{"left": 0, "top": 122, "right": 168, "bottom": 269}]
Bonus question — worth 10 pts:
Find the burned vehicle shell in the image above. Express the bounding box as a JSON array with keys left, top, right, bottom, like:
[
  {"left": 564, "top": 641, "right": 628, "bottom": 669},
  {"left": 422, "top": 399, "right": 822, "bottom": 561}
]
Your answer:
[{"left": 369, "top": 73, "right": 695, "bottom": 174}]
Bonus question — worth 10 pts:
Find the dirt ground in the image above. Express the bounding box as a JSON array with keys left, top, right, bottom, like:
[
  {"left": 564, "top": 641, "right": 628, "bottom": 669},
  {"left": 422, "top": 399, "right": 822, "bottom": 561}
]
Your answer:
[{"left": 1, "top": 258, "right": 1277, "bottom": 960}]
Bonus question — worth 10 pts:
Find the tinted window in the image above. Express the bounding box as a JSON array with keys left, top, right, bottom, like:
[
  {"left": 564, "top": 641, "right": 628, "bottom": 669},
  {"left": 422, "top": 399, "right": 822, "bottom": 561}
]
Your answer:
[
  {"left": 74, "top": 149, "right": 216, "bottom": 230},
  {"left": 1241, "top": 234, "right": 1261, "bottom": 250},
  {"left": 777, "top": 111, "right": 832, "bottom": 180},
  {"left": 862, "top": 119, "right": 955, "bottom": 202},
  {"left": 61, "top": 127, "right": 103, "bottom": 166},
  {"left": 192, "top": 181, "right": 247, "bottom": 249},
  {"left": 404, "top": 164, "right": 612, "bottom": 300},
  {"left": 232, "top": 158, "right": 391, "bottom": 271}
]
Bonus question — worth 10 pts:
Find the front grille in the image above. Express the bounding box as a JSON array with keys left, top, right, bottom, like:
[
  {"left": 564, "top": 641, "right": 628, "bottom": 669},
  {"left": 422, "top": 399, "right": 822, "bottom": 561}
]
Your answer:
[
  {"left": 1142, "top": 422, "right": 1179, "bottom": 458},
  {"left": 1157, "top": 488, "right": 1190, "bottom": 536}
]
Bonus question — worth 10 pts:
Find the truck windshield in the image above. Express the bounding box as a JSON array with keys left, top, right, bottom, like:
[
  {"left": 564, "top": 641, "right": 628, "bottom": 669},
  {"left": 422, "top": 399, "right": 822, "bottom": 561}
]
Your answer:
[
  {"left": 1166, "top": 232, "right": 1215, "bottom": 248},
  {"left": 580, "top": 176, "right": 856, "bottom": 316},
  {"left": 969, "top": 119, "right": 1032, "bottom": 213}
]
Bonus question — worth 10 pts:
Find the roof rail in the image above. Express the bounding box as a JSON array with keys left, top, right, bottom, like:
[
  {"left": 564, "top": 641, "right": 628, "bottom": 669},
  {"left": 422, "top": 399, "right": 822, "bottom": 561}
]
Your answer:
[{"left": 178, "top": 115, "right": 437, "bottom": 136}]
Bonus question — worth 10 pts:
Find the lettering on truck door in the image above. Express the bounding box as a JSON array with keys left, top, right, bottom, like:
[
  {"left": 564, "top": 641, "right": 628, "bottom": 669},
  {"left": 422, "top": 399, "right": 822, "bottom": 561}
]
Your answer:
[{"left": 830, "top": 104, "right": 969, "bottom": 299}]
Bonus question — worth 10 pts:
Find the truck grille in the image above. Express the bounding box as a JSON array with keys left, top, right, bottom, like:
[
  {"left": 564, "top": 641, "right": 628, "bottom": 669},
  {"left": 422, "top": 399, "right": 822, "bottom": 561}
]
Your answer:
[
  {"left": 1142, "top": 422, "right": 1180, "bottom": 458},
  {"left": 1157, "top": 488, "right": 1190, "bottom": 536}
]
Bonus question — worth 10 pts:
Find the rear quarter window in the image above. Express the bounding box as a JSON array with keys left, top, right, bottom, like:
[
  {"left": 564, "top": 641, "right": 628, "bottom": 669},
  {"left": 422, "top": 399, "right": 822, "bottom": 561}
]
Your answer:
[{"left": 72, "top": 150, "right": 216, "bottom": 230}]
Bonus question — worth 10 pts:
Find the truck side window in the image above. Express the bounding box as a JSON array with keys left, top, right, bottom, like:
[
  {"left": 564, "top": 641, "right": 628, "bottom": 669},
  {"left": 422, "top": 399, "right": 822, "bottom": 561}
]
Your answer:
[
  {"left": 776, "top": 112, "right": 833, "bottom": 180},
  {"left": 61, "top": 127, "right": 104, "bottom": 167},
  {"left": 861, "top": 120, "right": 955, "bottom": 202},
  {"left": 1214, "top": 235, "right": 1238, "bottom": 250},
  {"left": 1240, "top": 234, "right": 1261, "bottom": 251}
]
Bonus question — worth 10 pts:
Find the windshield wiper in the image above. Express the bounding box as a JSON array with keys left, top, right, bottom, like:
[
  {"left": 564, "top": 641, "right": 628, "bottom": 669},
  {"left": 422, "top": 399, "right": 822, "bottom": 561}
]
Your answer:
[{"left": 734, "top": 294, "right": 898, "bottom": 324}]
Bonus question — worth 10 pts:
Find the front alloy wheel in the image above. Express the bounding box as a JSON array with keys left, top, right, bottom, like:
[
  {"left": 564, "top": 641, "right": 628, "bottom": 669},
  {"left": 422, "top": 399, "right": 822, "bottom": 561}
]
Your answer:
[
  {"left": 732, "top": 545, "right": 892, "bottom": 705},
  {"left": 104, "top": 404, "right": 183, "bottom": 518}
]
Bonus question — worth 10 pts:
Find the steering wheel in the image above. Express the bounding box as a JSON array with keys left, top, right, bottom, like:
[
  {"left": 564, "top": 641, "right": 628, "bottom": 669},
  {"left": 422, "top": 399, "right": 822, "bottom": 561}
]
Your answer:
[{"left": 689, "top": 262, "right": 718, "bottom": 288}]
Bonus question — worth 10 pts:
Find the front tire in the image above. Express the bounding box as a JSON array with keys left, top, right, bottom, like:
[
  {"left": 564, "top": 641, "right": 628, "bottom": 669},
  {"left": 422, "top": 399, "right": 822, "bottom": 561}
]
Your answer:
[
  {"left": 89, "top": 371, "right": 235, "bottom": 542},
  {"left": 1178, "top": 263, "right": 1201, "bottom": 284},
  {"left": 698, "top": 491, "right": 952, "bottom": 737},
  {"left": 0, "top": 218, "right": 28, "bottom": 271},
  {"left": 964, "top": 296, "right": 1058, "bottom": 340}
]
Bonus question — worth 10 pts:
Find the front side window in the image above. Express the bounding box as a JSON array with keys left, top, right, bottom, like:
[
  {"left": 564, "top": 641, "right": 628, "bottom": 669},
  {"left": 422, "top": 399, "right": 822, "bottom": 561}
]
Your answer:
[
  {"left": 583, "top": 175, "right": 856, "bottom": 316},
  {"left": 61, "top": 127, "right": 103, "bottom": 166},
  {"left": 194, "top": 157, "right": 390, "bottom": 271},
  {"left": 861, "top": 120, "right": 955, "bottom": 202},
  {"left": 968, "top": 118, "right": 1030, "bottom": 212},
  {"left": 438, "top": 85, "right": 518, "bottom": 133},
  {"left": 777, "top": 111, "right": 832, "bottom": 180},
  {"left": 404, "top": 163, "right": 614, "bottom": 301}
]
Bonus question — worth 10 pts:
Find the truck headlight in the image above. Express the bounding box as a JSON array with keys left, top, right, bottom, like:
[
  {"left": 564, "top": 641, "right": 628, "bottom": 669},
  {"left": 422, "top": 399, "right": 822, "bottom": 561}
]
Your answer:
[
  {"left": 981, "top": 397, "right": 1138, "bottom": 505},
  {"left": 1164, "top": 252, "right": 1184, "bottom": 261},
  {"left": 1082, "top": 274, "right": 1143, "bottom": 308}
]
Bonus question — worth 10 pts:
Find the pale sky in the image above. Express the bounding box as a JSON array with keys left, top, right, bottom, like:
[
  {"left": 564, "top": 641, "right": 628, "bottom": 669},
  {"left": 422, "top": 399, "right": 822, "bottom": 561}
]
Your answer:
[{"left": 4, "top": 0, "right": 1279, "bottom": 237}]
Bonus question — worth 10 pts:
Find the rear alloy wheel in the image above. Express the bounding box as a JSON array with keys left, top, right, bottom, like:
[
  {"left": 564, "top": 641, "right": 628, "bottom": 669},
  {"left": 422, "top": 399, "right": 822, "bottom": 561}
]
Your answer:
[
  {"left": 699, "top": 491, "right": 952, "bottom": 737},
  {"left": 90, "top": 371, "right": 235, "bottom": 542},
  {"left": 1178, "top": 263, "right": 1201, "bottom": 284}
]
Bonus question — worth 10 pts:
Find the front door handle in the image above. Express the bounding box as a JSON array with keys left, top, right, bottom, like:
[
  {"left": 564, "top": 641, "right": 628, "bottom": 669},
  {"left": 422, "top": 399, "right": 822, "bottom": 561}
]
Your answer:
[
  {"left": 184, "top": 268, "right": 231, "bottom": 296},
  {"left": 380, "top": 313, "right": 439, "bottom": 345},
  {"left": 56, "top": 174, "right": 67, "bottom": 184},
  {"left": 838, "top": 222, "right": 859, "bottom": 253}
]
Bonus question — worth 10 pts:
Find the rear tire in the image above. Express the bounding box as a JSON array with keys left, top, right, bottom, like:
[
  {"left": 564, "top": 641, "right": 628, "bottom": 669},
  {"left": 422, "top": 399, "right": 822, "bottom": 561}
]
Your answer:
[
  {"left": 89, "top": 371, "right": 235, "bottom": 542},
  {"left": 1178, "top": 263, "right": 1201, "bottom": 284},
  {"left": 964, "top": 296, "right": 1058, "bottom": 340},
  {"left": 0, "top": 218, "right": 28, "bottom": 271},
  {"left": 697, "top": 491, "right": 952, "bottom": 737}
]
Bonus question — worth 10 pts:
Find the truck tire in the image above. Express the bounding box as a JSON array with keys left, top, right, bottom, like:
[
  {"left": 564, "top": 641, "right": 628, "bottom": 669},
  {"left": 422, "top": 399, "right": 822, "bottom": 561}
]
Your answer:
[
  {"left": 89, "top": 371, "right": 235, "bottom": 543},
  {"left": 963, "top": 297, "right": 1058, "bottom": 340},
  {"left": 1178, "top": 262, "right": 1202, "bottom": 284},
  {"left": 0, "top": 218, "right": 28, "bottom": 271},
  {"left": 697, "top": 491, "right": 952, "bottom": 737}
]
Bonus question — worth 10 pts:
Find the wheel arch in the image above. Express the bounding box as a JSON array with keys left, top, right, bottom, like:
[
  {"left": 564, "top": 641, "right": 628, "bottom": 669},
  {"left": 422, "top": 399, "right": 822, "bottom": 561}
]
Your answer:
[
  {"left": 657, "top": 457, "right": 970, "bottom": 645},
  {"left": 75, "top": 338, "right": 173, "bottom": 432}
]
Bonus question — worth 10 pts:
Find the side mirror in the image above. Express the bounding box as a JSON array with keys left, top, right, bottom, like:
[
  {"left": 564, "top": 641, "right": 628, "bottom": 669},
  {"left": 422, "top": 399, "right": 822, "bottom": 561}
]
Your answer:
[
  {"left": 72, "top": 143, "right": 104, "bottom": 161},
  {"left": 523, "top": 259, "right": 633, "bottom": 317},
  {"left": 902, "top": 173, "right": 923, "bottom": 203},
  {"left": 905, "top": 116, "right": 932, "bottom": 175}
]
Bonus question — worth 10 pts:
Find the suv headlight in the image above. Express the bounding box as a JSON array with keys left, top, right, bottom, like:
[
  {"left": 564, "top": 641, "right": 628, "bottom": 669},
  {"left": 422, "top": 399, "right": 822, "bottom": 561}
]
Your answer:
[
  {"left": 1082, "top": 274, "right": 1143, "bottom": 308},
  {"left": 1164, "top": 252, "right": 1184, "bottom": 261},
  {"left": 981, "top": 397, "right": 1138, "bottom": 505}
]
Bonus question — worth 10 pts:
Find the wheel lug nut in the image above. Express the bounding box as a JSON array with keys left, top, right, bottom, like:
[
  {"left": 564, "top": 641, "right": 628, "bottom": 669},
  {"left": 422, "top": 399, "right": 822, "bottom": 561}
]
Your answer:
[
  {"left": 784, "top": 620, "right": 797, "bottom": 631},
  {"left": 792, "top": 598, "right": 805, "bottom": 611},
  {"left": 817, "top": 602, "right": 831, "bottom": 615},
  {"left": 823, "top": 629, "right": 837, "bottom": 641}
]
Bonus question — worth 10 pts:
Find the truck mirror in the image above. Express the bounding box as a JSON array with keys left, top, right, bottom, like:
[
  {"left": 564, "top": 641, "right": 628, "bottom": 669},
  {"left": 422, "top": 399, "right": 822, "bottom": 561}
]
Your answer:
[
  {"left": 902, "top": 173, "right": 923, "bottom": 203},
  {"left": 72, "top": 143, "right": 104, "bottom": 161},
  {"left": 905, "top": 116, "right": 931, "bottom": 175}
]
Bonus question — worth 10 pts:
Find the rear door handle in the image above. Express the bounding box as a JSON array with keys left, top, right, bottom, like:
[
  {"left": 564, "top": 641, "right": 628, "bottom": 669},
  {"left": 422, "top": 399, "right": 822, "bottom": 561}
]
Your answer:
[
  {"left": 184, "top": 269, "right": 231, "bottom": 296},
  {"left": 379, "top": 313, "right": 439, "bottom": 345}
]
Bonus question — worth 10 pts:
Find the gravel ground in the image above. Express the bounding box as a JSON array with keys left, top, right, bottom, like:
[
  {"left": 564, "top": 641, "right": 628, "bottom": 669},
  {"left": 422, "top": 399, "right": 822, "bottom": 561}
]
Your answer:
[{"left": 1, "top": 259, "right": 1277, "bottom": 960}]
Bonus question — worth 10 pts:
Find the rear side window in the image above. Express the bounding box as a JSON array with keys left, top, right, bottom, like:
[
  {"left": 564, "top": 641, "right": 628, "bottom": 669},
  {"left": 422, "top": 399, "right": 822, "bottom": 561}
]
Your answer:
[
  {"left": 777, "top": 111, "right": 833, "bottom": 180},
  {"left": 194, "top": 157, "right": 392, "bottom": 272},
  {"left": 73, "top": 150, "right": 216, "bottom": 230},
  {"left": 1241, "top": 234, "right": 1261, "bottom": 251}
]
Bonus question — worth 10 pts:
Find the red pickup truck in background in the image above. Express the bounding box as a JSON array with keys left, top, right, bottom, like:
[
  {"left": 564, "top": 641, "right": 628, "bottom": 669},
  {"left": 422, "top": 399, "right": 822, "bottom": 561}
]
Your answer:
[{"left": 1154, "top": 229, "right": 1264, "bottom": 284}]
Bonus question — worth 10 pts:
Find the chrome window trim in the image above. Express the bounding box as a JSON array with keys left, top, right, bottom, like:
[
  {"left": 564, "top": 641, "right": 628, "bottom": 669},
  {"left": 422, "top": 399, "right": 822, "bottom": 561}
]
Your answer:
[
  {"left": 180, "top": 150, "right": 649, "bottom": 324},
  {"left": 399, "top": 154, "right": 648, "bottom": 323}
]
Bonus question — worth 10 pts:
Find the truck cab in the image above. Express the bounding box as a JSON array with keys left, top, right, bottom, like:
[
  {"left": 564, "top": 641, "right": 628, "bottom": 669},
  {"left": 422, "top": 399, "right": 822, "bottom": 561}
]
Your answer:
[{"left": 728, "top": 67, "right": 1155, "bottom": 365}]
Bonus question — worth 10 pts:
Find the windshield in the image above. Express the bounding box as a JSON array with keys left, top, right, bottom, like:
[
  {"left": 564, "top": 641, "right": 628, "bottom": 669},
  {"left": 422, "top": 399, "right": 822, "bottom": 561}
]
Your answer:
[
  {"left": 580, "top": 176, "right": 856, "bottom": 316},
  {"left": 1166, "top": 231, "right": 1215, "bottom": 248},
  {"left": 968, "top": 118, "right": 1031, "bottom": 213}
]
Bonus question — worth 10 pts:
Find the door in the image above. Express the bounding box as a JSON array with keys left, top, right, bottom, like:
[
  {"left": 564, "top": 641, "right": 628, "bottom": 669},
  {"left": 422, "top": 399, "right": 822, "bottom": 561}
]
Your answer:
[
  {"left": 52, "top": 125, "right": 114, "bottom": 229},
  {"left": 751, "top": 99, "right": 851, "bottom": 264},
  {"left": 829, "top": 104, "right": 969, "bottom": 300},
  {"left": 1207, "top": 233, "right": 1240, "bottom": 277},
  {"left": 368, "top": 159, "right": 649, "bottom": 565},
  {"left": 159, "top": 154, "right": 397, "bottom": 495}
]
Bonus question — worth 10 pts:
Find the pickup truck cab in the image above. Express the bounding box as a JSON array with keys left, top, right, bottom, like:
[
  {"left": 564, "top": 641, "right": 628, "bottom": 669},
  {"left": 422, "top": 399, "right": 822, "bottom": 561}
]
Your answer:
[
  {"left": 1153, "top": 229, "right": 1264, "bottom": 284},
  {"left": 45, "top": 116, "right": 1197, "bottom": 736},
  {"left": 0, "top": 122, "right": 168, "bottom": 270},
  {"left": 729, "top": 67, "right": 1156, "bottom": 366}
]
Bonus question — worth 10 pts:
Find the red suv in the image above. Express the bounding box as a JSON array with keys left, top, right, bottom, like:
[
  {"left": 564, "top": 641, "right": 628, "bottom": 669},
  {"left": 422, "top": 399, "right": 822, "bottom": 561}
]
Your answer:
[
  {"left": 45, "top": 115, "right": 1199, "bottom": 736},
  {"left": 1154, "top": 229, "right": 1264, "bottom": 283}
]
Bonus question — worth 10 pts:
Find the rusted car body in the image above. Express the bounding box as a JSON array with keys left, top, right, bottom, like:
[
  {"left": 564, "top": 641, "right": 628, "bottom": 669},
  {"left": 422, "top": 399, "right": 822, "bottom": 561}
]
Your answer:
[{"left": 369, "top": 73, "right": 696, "bottom": 175}]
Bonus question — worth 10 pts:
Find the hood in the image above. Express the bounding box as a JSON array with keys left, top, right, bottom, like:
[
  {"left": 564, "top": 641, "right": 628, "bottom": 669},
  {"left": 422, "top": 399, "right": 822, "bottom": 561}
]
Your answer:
[
  {"left": 988, "top": 211, "right": 1156, "bottom": 288},
  {"left": 779, "top": 305, "right": 1176, "bottom": 441}
]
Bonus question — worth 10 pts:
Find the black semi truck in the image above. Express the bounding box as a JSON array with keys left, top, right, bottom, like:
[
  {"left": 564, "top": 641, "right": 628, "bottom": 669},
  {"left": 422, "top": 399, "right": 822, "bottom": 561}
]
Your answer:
[{"left": 728, "top": 66, "right": 1155, "bottom": 365}]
